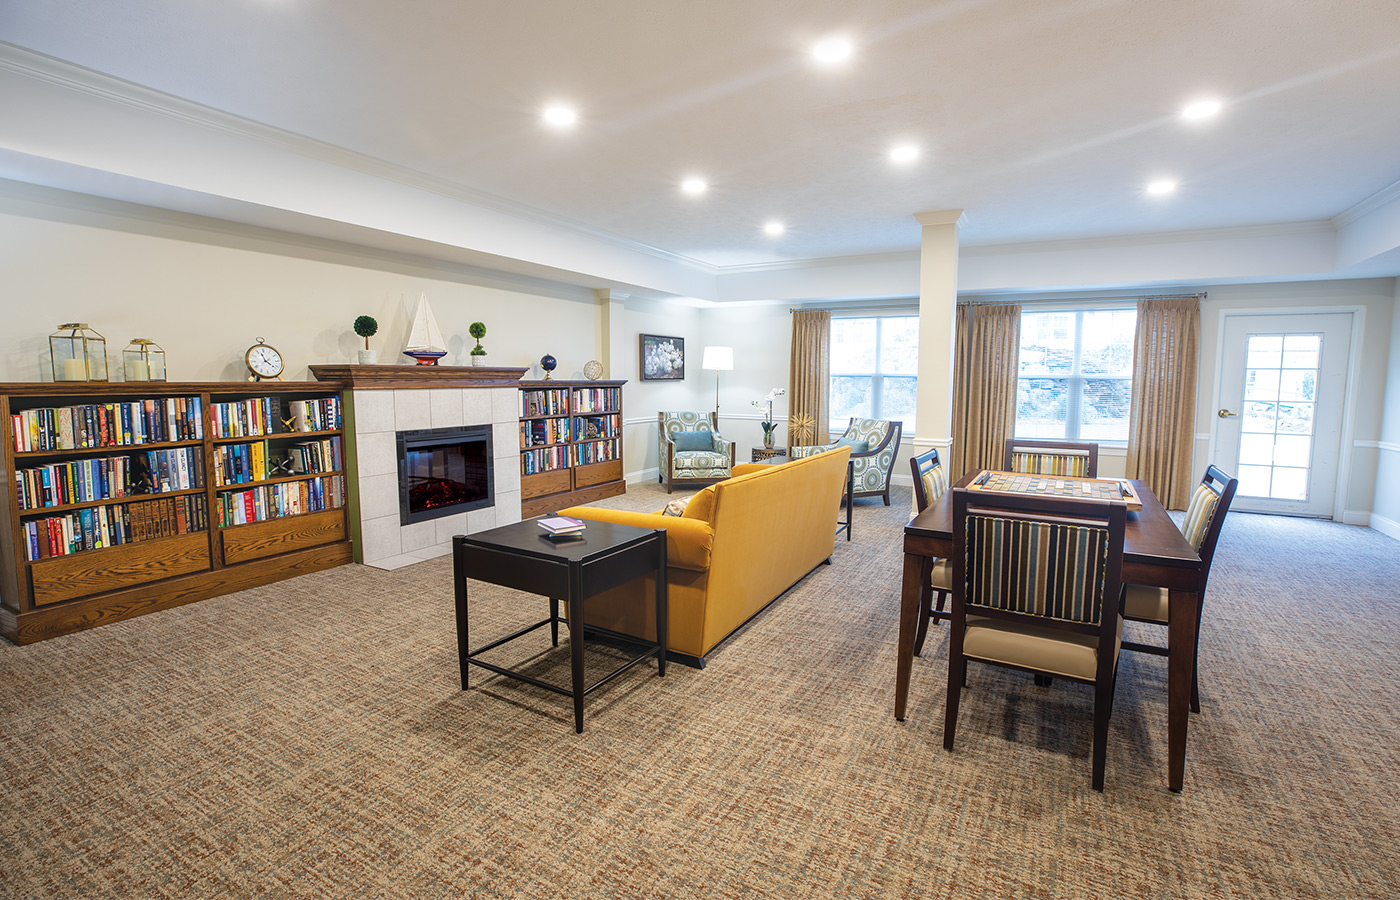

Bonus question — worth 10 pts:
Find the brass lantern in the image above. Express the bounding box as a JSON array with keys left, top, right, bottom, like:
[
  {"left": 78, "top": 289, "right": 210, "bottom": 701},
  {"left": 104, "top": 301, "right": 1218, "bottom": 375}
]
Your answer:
[
  {"left": 49, "top": 323, "right": 109, "bottom": 382},
  {"left": 122, "top": 338, "right": 167, "bottom": 382}
]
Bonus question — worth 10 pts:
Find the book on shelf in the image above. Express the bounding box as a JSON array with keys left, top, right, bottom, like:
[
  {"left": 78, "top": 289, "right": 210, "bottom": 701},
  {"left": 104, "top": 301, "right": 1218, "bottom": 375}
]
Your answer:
[
  {"left": 22, "top": 494, "right": 207, "bottom": 561},
  {"left": 537, "top": 515, "right": 586, "bottom": 535},
  {"left": 10, "top": 398, "right": 204, "bottom": 452}
]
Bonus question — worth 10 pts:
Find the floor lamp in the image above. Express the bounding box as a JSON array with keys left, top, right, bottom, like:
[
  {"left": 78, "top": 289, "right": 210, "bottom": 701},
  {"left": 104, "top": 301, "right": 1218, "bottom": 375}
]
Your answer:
[{"left": 701, "top": 345, "right": 733, "bottom": 425}]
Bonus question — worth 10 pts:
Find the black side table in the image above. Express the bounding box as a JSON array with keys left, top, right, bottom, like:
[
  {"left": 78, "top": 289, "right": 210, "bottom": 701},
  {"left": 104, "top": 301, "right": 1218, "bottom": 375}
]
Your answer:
[{"left": 453, "top": 518, "right": 667, "bottom": 733}]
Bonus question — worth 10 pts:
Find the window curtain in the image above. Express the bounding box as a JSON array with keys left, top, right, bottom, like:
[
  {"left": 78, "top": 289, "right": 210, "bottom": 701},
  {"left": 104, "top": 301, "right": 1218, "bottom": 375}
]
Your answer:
[
  {"left": 788, "top": 309, "right": 831, "bottom": 451},
  {"left": 1126, "top": 297, "right": 1200, "bottom": 510},
  {"left": 951, "top": 303, "right": 1021, "bottom": 476}
]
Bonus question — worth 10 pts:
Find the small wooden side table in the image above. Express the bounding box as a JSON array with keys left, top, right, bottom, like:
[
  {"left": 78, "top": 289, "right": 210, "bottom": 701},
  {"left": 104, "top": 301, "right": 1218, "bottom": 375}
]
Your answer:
[
  {"left": 454, "top": 518, "right": 667, "bottom": 733},
  {"left": 751, "top": 446, "right": 787, "bottom": 463}
]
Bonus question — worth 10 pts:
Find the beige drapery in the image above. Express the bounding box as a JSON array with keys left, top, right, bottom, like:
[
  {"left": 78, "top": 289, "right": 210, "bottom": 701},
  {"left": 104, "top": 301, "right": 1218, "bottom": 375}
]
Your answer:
[
  {"left": 1126, "top": 297, "right": 1200, "bottom": 510},
  {"left": 951, "top": 303, "right": 1021, "bottom": 477},
  {"left": 788, "top": 310, "right": 831, "bottom": 451}
]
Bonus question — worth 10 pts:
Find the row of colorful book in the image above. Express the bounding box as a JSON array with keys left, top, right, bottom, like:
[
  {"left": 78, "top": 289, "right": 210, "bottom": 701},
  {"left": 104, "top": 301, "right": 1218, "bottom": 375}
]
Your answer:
[
  {"left": 14, "top": 447, "right": 203, "bottom": 510},
  {"left": 217, "top": 475, "right": 344, "bottom": 527},
  {"left": 521, "top": 445, "right": 570, "bottom": 475},
  {"left": 521, "top": 389, "right": 569, "bottom": 418},
  {"left": 570, "top": 388, "right": 620, "bottom": 414},
  {"left": 522, "top": 417, "right": 570, "bottom": 447},
  {"left": 208, "top": 396, "right": 342, "bottom": 439},
  {"left": 573, "top": 438, "right": 621, "bottom": 466},
  {"left": 11, "top": 398, "right": 204, "bottom": 453},
  {"left": 213, "top": 437, "right": 343, "bottom": 486},
  {"left": 22, "top": 494, "right": 208, "bottom": 561}
]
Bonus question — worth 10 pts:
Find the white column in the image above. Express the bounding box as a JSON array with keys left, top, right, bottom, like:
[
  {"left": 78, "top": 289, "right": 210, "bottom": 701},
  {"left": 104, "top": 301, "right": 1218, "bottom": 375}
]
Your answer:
[
  {"left": 913, "top": 210, "right": 965, "bottom": 458},
  {"left": 594, "top": 288, "right": 630, "bottom": 380}
]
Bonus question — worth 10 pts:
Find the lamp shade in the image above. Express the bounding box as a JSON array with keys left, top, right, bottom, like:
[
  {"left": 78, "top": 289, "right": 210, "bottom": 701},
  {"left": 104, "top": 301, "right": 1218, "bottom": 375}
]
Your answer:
[{"left": 701, "top": 345, "right": 734, "bottom": 370}]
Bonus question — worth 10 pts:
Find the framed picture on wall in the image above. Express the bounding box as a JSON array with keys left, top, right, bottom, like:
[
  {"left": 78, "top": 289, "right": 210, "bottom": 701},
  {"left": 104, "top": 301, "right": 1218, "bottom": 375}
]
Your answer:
[{"left": 639, "top": 334, "right": 685, "bottom": 381}]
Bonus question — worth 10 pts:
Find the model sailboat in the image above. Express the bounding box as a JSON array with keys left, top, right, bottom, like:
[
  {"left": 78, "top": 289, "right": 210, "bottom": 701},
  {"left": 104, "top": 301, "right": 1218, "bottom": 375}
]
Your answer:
[{"left": 403, "top": 294, "right": 449, "bottom": 365}]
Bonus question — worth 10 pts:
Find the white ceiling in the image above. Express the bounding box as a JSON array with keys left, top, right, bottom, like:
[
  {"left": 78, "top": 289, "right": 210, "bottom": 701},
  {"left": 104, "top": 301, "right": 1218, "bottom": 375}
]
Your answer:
[{"left": 3, "top": 0, "right": 1400, "bottom": 274}]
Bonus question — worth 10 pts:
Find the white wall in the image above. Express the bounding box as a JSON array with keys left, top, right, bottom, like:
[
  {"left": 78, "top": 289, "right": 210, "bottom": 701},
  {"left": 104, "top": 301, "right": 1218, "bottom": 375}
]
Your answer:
[
  {"left": 1195, "top": 280, "right": 1395, "bottom": 521},
  {"left": 1373, "top": 279, "right": 1400, "bottom": 539}
]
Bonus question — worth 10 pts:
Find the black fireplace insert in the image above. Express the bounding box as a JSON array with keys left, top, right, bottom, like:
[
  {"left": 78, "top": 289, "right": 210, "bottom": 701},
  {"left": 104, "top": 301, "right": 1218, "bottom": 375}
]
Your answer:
[{"left": 397, "top": 426, "right": 494, "bottom": 525}]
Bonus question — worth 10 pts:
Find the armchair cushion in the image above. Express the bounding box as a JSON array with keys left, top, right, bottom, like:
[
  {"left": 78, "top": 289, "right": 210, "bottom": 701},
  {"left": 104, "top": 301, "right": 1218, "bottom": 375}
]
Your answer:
[
  {"left": 833, "top": 437, "right": 870, "bottom": 453},
  {"left": 671, "top": 430, "right": 715, "bottom": 452}
]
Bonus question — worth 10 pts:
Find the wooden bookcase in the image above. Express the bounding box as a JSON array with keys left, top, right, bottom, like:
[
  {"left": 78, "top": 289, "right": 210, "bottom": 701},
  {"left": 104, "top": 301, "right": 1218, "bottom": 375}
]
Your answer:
[
  {"left": 518, "top": 380, "right": 626, "bottom": 517},
  {"left": 0, "top": 381, "right": 352, "bottom": 644}
]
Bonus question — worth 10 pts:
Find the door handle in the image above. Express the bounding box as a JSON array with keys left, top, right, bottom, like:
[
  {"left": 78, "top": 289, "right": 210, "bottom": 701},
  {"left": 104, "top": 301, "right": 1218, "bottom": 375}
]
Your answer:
[{"left": 1217, "top": 408, "right": 1237, "bottom": 418}]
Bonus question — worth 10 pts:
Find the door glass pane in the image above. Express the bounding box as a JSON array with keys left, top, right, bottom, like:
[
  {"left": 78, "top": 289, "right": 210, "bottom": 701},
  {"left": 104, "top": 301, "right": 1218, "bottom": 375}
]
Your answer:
[
  {"left": 1282, "top": 335, "right": 1320, "bottom": 369},
  {"left": 1246, "top": 335, "right": 1282, "bottom": 369},
  {"left": 1271, "top": 467, "right": 1309, "bottom": 501},
  {"left": 1277, "top": 402, "right": 1314, "bottom": 435},
  {"left": 1244, "top": 369, "right": 1280, "bottom": 401},
  {"left": 830, "top": 319, "right": 876, "bottom": 373},
  {"left": 1239, "top": 433, "right": 1274, "bottom": 466},
  {"left": 1078, "top": 378, "right": 1131, "bottom": 440},
  {"left": 1242, "top": 401, "right": 1277, "bottom": 433},
  {"left": 878, "top": 318, "right": 919, "bottom": 375},
  {"left": 829, "top": 375, "right": 872, "bottom": 424},
  {"left": 1237, "top": 464, "right": 1272, "bottom": 497},
  {"left": 1278, "top": 369, "right": 1315, "bottom": 401},
  {"left": 1274, "top": 435, "right": 1312, "bottom": 467},
  {"left": 882, "top": 376, "right": 917, "bottom": 431},
  {"left": 1016, "top": 378, "right": 1069, "bottom": 438}
]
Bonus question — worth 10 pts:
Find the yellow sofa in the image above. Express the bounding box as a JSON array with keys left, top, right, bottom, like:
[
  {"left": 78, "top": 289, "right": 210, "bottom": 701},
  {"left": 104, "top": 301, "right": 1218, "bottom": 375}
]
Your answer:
[{"left": 558, "top": 446, "right": 852, "bottom": 665}]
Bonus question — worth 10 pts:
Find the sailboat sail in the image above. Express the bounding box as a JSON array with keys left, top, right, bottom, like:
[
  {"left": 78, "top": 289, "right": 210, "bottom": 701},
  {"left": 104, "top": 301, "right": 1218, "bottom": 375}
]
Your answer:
[{"left": 405, "top": 294, "right": 447, "bottom": 353}]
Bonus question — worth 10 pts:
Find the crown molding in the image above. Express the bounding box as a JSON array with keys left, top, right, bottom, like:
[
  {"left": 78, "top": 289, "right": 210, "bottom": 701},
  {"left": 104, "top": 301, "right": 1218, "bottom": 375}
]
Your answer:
[
  {"left": 960, "top": 221, "right": 1336, "bottom": 256},
  {"left": 0, "top": 42, "right": 716, "bottom": 274},
  {"left": 715, "top": 249, "right": 920, "bottom": 275},
  {"left": 1332, "top": 178, "right": 1400, "bottom": 228}
]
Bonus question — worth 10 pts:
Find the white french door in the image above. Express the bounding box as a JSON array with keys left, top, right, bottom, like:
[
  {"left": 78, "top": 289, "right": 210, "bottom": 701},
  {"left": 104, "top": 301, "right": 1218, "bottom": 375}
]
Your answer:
[{"left": 1214, "top": 313, "right": 1352, "bottom": 517}]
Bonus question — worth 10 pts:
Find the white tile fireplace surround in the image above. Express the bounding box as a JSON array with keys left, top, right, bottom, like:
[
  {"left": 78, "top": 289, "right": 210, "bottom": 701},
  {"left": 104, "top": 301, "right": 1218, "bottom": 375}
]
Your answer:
[{"left": 311, "top": 365, "right": 528, "bottom": 570}]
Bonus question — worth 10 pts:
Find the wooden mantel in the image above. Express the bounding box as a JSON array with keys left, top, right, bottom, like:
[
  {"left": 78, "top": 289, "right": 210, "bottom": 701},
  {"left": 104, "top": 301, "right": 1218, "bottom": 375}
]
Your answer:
[{"left": 308, "top": 364, "right": 530, "bottom": 389}]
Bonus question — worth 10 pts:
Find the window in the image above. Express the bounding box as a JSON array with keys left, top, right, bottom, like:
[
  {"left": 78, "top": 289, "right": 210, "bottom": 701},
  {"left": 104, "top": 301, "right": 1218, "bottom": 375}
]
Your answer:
[
  {"left": 830, "top": 316, "right": 918, "bottom": 433},
  {"left": 1016, "top": 309, "right": 1136, "bottom": 441}
]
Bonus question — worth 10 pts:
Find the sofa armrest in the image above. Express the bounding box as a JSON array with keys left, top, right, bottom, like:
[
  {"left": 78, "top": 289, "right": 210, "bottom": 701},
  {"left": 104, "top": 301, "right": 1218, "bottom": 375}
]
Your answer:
[{"left": 556, "top": 506, "right": 714, "bottom": 572}]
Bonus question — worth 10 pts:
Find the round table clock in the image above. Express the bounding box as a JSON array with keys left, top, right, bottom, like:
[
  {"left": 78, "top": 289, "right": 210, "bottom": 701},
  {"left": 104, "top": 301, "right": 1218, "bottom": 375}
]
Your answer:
[{"left": 245, "top": 338, "right": 284, "bottom": 381}]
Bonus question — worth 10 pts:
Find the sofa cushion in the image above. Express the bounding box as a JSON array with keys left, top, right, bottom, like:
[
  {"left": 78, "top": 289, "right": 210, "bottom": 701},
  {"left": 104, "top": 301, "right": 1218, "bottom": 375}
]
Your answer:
[
  {"left": 671, "top": 430, "right": 715, "bottom": 452},
  {"left": 682, "top": 484, "right": 719, "bottom": 522},
  {"left": 661, "top": 496, "right": 692, "bottom": 517}
]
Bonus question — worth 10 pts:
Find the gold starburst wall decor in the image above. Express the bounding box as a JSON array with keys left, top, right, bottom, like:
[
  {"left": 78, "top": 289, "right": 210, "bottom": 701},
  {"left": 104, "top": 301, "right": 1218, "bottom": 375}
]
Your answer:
[{"left": 787, "top": 412, "right": 815, "bottom": 446}]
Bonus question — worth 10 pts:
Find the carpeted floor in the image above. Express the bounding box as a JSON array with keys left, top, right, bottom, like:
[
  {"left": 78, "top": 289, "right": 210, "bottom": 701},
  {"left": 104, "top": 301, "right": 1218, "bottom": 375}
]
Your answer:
[{"left": 1, "top": 483, "right": 1398, "bottom": 899}]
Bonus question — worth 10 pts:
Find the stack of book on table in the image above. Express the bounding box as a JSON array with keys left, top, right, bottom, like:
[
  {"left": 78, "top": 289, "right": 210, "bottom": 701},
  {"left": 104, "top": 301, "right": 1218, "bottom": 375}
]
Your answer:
[{"left": 537, "top": 515, "right": 586, "bottom": 539}]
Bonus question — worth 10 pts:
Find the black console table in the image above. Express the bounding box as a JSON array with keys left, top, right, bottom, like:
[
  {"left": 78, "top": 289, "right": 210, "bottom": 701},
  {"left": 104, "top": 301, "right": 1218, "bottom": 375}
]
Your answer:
[{"left": 453, "top": 518, "right": 667, "bottom": 732}]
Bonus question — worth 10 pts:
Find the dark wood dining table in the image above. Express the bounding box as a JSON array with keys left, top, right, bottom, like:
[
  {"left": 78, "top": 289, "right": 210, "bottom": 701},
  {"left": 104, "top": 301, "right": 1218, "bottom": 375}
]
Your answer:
[{"left": 894, "top": 471, "right": 1204, "bottom": 791}]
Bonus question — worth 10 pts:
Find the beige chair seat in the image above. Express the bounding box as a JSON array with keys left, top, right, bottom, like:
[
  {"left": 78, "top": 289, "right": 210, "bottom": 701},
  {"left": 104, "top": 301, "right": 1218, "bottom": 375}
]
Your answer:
[
  {"left": 964, "top": 615, "right": 1124, "bottom": 681},
  {"left": 930, "top": 558, "right": 952, "bottom": 591},
  {"left": 1123, "top": 583, "right": 1169, "bottom": 623}
]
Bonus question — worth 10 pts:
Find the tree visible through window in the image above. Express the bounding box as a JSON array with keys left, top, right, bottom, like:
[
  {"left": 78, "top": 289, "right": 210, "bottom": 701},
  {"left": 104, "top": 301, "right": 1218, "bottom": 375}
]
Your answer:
[
  {"left": 1016, "top": 309, "right": 1136, "bottom": 441},
  {"left": 830, "top": 316, "right": 918, "bottom": 433}
]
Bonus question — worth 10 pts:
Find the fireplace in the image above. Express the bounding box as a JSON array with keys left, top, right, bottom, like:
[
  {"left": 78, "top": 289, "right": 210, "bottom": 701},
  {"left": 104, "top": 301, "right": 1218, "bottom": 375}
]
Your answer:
[{"left": 397, "top": 426, "right": 494, "bottom": 525}]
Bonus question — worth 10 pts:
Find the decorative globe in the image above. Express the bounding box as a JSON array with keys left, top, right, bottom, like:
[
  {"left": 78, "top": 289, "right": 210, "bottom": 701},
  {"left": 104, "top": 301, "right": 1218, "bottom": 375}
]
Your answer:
[
  {"left": 540, "top": 354, "right": 557, "bottom": 374},
  {"left": 583, "top": 359, "right": 604, "bottom": 381}
]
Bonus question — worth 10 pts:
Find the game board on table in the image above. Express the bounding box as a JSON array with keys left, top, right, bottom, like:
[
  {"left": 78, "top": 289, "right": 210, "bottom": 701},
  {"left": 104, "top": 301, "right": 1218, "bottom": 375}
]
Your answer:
[{"left": 967, "top": 469, "right": 1143, "bottom": 511}]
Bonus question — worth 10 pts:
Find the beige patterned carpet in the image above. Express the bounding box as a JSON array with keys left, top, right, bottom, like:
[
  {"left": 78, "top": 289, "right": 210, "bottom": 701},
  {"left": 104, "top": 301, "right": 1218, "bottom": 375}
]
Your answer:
[{"left": 2, "top": 483, "right": 1399, "bottom": 899}]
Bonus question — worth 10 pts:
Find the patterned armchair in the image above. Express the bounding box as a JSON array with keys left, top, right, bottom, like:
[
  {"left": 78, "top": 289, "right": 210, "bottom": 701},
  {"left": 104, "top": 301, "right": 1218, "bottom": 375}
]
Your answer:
[
  {"left": 790, "top": 417, "right": 903, "bottom": 505},
  {"left": 658, "top": 411, "right": 735, "bottom": 493}
]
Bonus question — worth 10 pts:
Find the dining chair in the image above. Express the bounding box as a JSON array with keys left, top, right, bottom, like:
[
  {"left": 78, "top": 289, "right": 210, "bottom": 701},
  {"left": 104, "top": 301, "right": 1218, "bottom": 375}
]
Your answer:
[
  {"left": 1003, "top": 439, "right": 1099, "bottom": 478},
  {"left": 909, "top": 448, "right": 952, "bottom": 656},
  {"left": 945, "top": 486, "right": 1127, "bottom": 791},
  {"left": 1121, "top": 464, "right": 1238, "bottom": 713}
]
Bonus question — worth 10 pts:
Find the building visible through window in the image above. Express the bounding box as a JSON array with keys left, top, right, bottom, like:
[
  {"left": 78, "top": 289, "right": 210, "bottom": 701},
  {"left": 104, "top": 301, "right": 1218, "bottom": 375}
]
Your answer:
[
  {"left": 830, "top": 316, "right": 918, "bottom": 433},
  {"left": 1016, "top": 309, "right": 1136, "bottom": 441}
]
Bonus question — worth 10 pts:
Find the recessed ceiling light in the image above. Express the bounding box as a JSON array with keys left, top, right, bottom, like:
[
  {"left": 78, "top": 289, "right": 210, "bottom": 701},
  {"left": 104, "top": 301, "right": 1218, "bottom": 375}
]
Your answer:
[
  {"left": 1147, "top": 179, "right": 1178, "bottom": 196},
  {"left": 812, "top": 36, "right": 852, "bottom": 64},
  {"left": 764, "top": 221, "right": 785, "bottom": 236},
  {"left": 542, "top": 105, "right": 577, "bottom": 128},
  {"left": 1181, "top": 99, "right": 1223, "bottom": 120},
  {"left": 681, "top": 177, "right": 708, "bottom": 195},
  {"left": 890, "top": 144, "right": 919, "bottom": 163}
]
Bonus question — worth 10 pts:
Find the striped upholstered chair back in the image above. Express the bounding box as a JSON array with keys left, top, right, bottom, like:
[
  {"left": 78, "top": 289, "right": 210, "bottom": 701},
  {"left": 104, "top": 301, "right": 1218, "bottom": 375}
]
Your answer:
[
  {"left": 1003, "top": 439, "right": 1099, "bottom": 479},
  {"left": 909, "top": 447, "right": 949, "bottom": 518},
  {"left": 952, "top": 489, "right": 1126, "bottom": 634}
]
